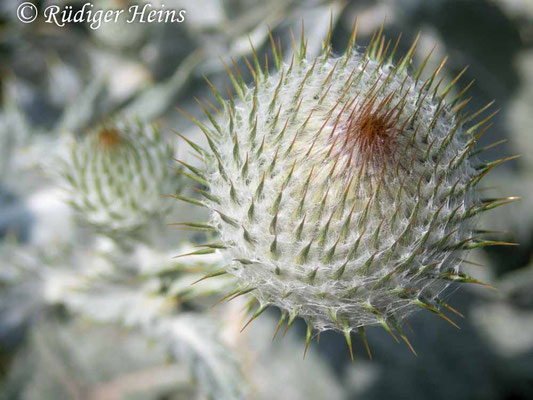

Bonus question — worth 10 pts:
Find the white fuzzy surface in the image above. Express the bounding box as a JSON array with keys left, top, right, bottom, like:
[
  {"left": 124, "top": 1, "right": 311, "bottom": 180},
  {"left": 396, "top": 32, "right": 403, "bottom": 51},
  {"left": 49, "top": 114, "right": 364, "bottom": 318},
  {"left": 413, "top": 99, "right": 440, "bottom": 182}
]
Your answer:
[
  {"left": 203, "top": 50, "right": 479, "bottom": 331},
  {"left": 62, "top": 121, "right": 175, "bottom": 233}
]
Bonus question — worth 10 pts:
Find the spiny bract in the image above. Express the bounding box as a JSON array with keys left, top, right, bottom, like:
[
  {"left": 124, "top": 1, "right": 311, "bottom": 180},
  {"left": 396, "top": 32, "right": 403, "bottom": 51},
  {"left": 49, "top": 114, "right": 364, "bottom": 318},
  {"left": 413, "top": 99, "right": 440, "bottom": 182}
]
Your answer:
[
  {"left": 62, "top": 120, "right": 176, "bottom": 234},
  {"left": 178, "top": 24, "right": 517, "bottom": 357}
]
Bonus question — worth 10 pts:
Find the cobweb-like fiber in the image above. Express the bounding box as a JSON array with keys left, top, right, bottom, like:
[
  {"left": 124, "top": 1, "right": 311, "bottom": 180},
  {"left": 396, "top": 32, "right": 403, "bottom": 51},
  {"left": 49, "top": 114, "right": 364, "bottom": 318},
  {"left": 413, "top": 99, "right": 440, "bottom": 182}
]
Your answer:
[{"left": 185, "top": 34, "right": 500, "bottom": 338}]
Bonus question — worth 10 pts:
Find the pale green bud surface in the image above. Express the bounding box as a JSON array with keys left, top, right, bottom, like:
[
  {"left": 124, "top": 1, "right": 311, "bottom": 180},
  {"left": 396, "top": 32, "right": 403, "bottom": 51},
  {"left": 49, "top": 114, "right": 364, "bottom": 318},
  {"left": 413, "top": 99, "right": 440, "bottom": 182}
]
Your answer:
[
  {"left": 178, "top": 28, "right": 516, "bottom": 355},
  {"left": 61, "top": 121, "right": 175, "bottom": 234}
]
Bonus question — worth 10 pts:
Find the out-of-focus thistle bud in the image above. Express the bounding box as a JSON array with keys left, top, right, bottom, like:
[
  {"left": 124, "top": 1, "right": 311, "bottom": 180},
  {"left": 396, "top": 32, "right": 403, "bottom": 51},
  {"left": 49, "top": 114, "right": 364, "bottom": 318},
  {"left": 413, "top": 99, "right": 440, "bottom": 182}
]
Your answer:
[
  {"left": 176, "top": 23, "right": 518, "bottom": 358},
  {"left": 61, "top": 121, "right": 176, "bottom": 235}
]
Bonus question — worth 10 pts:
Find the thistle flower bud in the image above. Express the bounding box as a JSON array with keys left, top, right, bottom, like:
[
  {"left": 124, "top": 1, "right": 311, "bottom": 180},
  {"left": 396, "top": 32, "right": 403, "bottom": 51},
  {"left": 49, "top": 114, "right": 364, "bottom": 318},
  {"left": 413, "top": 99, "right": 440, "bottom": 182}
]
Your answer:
[
  {"left": 61, "top": 121, "right": 176, "bottom": 234},
  {"left": 179, "top": 25, "right": 516, "bottom": 356}
]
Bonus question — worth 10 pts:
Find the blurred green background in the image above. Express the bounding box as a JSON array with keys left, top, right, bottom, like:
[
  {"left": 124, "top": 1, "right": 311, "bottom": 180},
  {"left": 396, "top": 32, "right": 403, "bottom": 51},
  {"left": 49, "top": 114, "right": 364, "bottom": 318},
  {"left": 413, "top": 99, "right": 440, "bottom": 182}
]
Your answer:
[{"left": 0, "top": 0, "right": 532, "bottom": 399}]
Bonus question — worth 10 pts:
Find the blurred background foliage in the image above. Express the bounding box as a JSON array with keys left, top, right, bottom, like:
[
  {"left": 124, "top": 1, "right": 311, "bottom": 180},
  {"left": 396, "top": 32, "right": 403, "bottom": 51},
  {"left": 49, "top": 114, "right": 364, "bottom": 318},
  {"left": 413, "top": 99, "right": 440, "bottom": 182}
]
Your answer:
[{"left": 0, "top": 0, "right": 532, "bottom": 399}]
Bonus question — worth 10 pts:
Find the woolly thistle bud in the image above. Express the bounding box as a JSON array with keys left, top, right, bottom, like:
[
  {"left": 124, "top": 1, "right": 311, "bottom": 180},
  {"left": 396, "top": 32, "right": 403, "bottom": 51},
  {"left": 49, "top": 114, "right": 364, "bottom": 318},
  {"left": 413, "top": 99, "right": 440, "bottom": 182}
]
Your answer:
[
  {"left": 61, "top": 121, "right": 177, "bottom": 234},
  {"left": 178, "top": 25, "right": 517, "bottom": 357}
]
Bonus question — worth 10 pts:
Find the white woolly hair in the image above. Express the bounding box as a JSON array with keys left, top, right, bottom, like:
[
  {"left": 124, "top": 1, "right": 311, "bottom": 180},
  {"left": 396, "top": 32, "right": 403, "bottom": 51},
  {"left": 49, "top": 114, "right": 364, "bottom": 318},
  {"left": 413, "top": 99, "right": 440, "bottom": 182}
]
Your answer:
[
  {"left": 181, "top": 29, "right": 508, "bottom": 347},
  {"left": 62, "top": 120, "right": 174, "bottom": 233}
]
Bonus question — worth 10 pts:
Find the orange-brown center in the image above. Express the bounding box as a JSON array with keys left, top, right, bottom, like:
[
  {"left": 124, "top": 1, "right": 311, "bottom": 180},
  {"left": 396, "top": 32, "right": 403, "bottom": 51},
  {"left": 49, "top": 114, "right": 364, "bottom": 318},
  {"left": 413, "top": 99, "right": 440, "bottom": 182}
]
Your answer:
[{"left": 97, "top": 127, "right": 123, "bottom": 150}]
